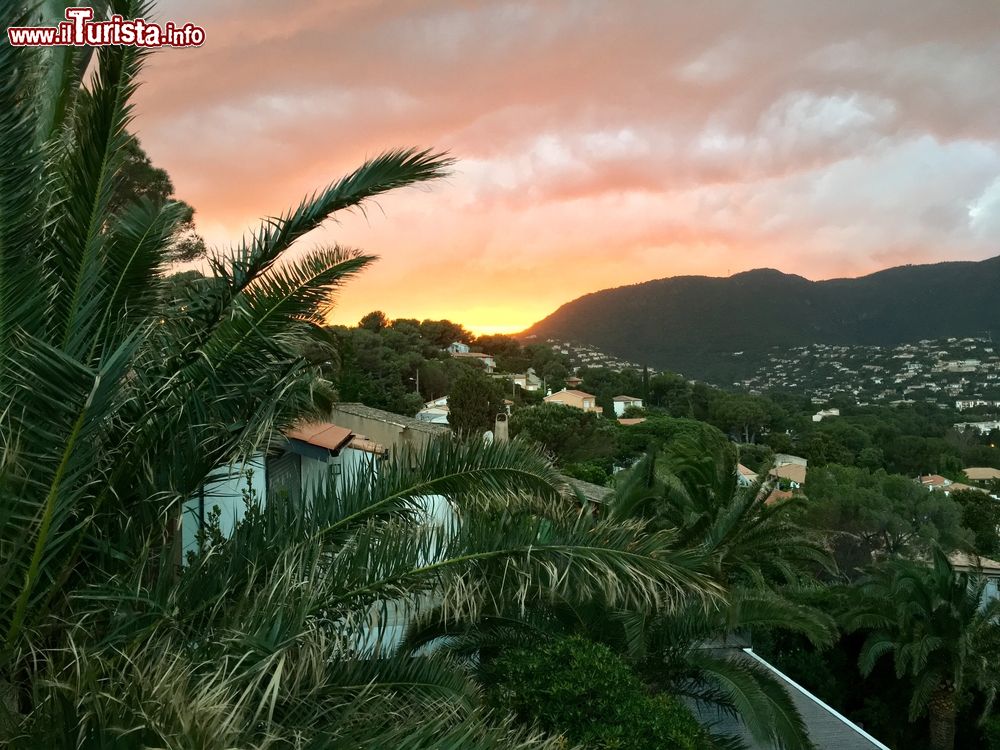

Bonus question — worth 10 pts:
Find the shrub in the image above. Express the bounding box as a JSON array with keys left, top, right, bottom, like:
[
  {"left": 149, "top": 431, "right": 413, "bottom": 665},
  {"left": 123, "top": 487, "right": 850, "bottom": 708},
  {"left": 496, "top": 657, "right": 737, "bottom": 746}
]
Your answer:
[
  {"left": 481, "top": 635, "right": 711, "bottom": 750},
  {"left": 562, "top": 460, "right": 610, "bottom": 486},
  {"left": 984, "top": 715, "right": 1000, "bottom": 750}
]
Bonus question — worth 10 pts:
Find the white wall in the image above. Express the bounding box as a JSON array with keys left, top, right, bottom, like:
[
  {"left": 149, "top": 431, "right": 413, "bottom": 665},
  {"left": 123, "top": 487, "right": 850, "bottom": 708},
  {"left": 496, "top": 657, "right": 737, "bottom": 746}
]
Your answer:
[
  {"left": 183, "top": 443, "right": 454, "bottom": 657},
  {"left": 181, "top": 453, "right": 266, "bottom": 557}
]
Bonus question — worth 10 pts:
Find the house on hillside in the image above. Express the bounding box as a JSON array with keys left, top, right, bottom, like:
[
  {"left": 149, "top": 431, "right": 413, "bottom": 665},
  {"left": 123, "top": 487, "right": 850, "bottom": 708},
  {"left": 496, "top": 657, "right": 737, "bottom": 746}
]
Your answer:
[
  {"left": 774, "top": 453, "right": 808, "bottom": 467},
  {"left": 183, "top": 405, "right": 453, "bottom": 652},
  {"left": 917, "top": 473, "right": 990, "bottom": 497},
  {"left": 965, "top": 467, "right": 1000, "bottom": 484},
  {"left": 447, "top": 341, "right": 470, "bottom": 354},
  {"left": 330, "top": 403, "right": 450, "bottom": 463},
  {"left": 736, "top": 463, "right": 759, "bottom": 487},
  {"left": 544, "top": 388, "right": 603, "bottom": 413},
  {"left": 949, "top": 552, "right": 1000, "bottom": 602},
  {"left": 768, "top": 454, "right": 808, "bottom": 490},
  {"left": 416, "top": 396, "right": 450, "bottom": 424},
  {"left": 450, "top": 350, "right": 496, "bottom": 372},
  {"left": 182, "top": 420, "right": 389, "bottom": 557},
  {"left": 812, "top": 408, "right": 841, "bottom": 422},
  {"left": 612, "top": 395, "right": 643, "bottom": 417},
  {"left": 770, "top": 463, "right": 807, "bottom": 489},
  {"left": 511, "top": 367, "right": 542, "bottom": 392},
  {"left": 918, "top": 473, "right": 952, "bottom": 490}
]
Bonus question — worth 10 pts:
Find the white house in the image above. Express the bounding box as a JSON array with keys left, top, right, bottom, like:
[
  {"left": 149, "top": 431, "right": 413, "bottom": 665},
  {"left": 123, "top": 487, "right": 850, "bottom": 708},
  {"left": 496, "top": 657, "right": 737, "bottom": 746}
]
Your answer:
[
  {"left": 955, "top": 420, "right": 1000, "bottom": 435},
  {"left": 612, "top": 395, "right": 643, "bottom": 417},
  {"left": 416, "top": 396, "right": 450, "bottom": 424},
  {"left": 736, "top": 463, "right": 759, "bottom": 487},
  {"left": 183, "top": 406, "right": 453, "bottom": 653},
  {"left": 812, "top": 408, "right": 840, "bottom": 422},
  {"left": 950, "top": 552, "right": 1000, "bottom": 603},
  {"left": 511, "top": 367, "right": 542, "bottom": 392},
  {"left": 446, "top": 341, "right": 470, "bottom": 354},
  {"left": 182, "top": 422, "right": 388, "bottom": 556}
]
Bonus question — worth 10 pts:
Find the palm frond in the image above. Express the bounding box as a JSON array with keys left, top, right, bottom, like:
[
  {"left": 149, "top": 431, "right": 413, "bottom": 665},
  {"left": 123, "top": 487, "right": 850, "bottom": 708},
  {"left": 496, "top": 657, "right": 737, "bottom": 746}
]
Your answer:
[{"left": 684, "top": 649, "right": 811, "bottom": 750}]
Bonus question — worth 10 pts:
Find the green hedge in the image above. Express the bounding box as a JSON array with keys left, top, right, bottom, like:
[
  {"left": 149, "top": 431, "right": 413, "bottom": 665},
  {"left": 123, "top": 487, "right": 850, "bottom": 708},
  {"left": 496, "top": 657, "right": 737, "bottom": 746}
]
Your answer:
[{"left": 481, "top": 635, "right": 711, "bottom": 750}]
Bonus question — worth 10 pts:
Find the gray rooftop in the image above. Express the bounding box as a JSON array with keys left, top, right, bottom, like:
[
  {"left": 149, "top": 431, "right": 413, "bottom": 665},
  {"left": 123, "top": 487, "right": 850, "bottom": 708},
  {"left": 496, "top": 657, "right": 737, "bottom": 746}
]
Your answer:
[
  {"left": 564, "top": 477, "right": 614, "bottom": 505},
  {"left": 332, "top": 403, "right": 451, "bottom": 436}
]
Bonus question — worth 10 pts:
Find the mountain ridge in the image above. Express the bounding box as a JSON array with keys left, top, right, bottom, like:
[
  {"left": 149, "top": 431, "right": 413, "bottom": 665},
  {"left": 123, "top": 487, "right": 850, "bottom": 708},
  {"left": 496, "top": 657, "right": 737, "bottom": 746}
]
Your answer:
[{"left": 521, "top": 255, "right": 1000, "bottom": 382}]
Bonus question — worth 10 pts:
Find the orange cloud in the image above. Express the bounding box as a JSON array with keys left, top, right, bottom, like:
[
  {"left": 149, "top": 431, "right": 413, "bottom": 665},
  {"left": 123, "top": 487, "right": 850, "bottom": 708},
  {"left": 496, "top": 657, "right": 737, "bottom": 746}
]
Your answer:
[{"left": 141, "top": 0, "right": 1000, "bottom": 331}]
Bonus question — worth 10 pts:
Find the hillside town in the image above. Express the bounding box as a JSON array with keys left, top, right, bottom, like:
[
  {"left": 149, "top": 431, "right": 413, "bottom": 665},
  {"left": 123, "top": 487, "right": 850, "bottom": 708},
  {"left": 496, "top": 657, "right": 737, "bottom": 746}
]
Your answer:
[
  {"left": 736, "top": 337, "right": 1000, "bottom": 411},
  {"left": 524, "top": 336, "right": 652, "bottom": 374}
]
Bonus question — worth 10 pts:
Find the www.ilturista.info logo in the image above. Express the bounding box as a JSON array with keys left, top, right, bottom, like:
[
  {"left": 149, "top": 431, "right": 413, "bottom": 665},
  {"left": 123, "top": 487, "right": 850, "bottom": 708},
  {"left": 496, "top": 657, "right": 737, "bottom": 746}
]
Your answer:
[{"left": 7, "top": 7, "right": 205, "bottom": 48}]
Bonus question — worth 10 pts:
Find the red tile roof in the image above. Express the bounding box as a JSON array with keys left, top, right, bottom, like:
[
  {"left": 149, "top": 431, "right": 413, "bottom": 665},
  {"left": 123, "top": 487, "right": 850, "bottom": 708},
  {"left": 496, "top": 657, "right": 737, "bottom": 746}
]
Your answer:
[{"left": 285, "top": 422, "right": 353, "bottom": 451}]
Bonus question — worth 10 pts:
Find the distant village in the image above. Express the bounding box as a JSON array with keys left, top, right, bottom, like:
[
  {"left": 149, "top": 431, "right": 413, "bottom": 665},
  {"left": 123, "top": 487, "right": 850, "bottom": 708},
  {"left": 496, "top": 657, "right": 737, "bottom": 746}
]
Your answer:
[
  {"left": 522, "top": 335, "right": 653, "bottom": 374},
  {"left": 736, "top": 336, "right": 1000, "bottom": 415}
]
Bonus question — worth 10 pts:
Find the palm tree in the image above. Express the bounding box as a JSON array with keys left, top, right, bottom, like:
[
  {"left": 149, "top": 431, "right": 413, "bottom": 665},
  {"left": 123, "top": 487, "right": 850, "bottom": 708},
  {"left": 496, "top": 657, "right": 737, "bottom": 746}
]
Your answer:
[
  {"left": 843, "top": 548, "right": 1000, "bottom": 750},
  {"left": 603, "top": 430, "right": 835, "bottom": 749},
  {"left": 10, "top": 437, "right": 716, "bottom": 747},
  {"left": 1, "top": 3, "right": 721, "bottom": 744},
  {"left": 1, "top": 0, "right": 451, "bottom": 666},
  {"left": 608, "top": 429, "right": 829, "bottom": 588},
  {"left": 405, "top": 430, "right": 835, "bottom": 749}
]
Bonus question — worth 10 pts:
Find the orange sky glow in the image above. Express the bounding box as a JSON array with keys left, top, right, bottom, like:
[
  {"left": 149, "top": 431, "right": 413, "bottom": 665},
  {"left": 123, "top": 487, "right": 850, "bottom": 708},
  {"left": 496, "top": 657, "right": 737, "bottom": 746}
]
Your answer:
[{"left": 142, "top": 0, "right": 1000, "bottom": 334}]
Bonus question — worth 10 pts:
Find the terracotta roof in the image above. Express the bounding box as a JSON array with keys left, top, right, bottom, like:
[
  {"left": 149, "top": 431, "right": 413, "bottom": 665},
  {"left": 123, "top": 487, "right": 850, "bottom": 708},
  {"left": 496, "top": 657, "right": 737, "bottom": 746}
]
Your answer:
[
  {"left": 965, "top": 467, "right": 1000, "bottom": 481},
  {"left": 451, "top": 351, "right": 493, "bottom": 359},
  {"left": 285, "top": 422, "right": 353, "bottom": 451},
  {"left": 919, "top": 474, "right": 949, "bottom": 487},
  {"left": 770, "top": 463, "right": 807, "bottom": 485},
  {"left": 765, "top": 488, "right": 795, "bottom": 505},
  {"left": 613, "top": 395, "right": 642, "bottom": 402},
  {"left": 618, "top": 418, "right": 647, "bottom": 426},
  {"left": 349, "top": 435, "right": 387, "bottom": 456},
  {"left": 949, "top": 551, "right": 1000, "bottom": 574},
  {"left": 737, "top": 463, "right": 758, "bottom": 478},
  {"left": 546, "top": 389, "right": 596, "bottom": 400}
]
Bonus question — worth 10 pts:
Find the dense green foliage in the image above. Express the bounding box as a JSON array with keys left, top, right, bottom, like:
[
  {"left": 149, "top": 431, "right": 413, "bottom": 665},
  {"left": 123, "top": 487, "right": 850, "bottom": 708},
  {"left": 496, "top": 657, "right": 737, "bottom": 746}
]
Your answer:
[
  {"left": 843, "top": 551, "right": 1000, "bottom": 750},
  {"left": 954, "top": 489, "right": 1000, "bottom": 556},
  {"left": 447, "top": 367, "right": 506, "bottom": 436},
  {"left": 110, "top": 133, "right": 205, "bottom": 260},
  {"left": 798, "top": 464, "right": 969, "bottom": 575},
  {"left": 509, "top": 402, "right": 618, "bottom": 464},
  {"left": 523, "top": 261, "right": 1000, "bottom": 381},
  {"left": 330, "top": 322, "right": 565, "bottom": 416},
  {"left": 481, "top": 636, "right": 712, "bottom": 750}
]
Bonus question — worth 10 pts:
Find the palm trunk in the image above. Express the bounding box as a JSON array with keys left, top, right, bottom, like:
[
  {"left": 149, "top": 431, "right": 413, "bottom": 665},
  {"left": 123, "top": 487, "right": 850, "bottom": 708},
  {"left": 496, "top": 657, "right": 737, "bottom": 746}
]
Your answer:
[{"left": 927, "top": 686, "right": 957, "bottom": 750}]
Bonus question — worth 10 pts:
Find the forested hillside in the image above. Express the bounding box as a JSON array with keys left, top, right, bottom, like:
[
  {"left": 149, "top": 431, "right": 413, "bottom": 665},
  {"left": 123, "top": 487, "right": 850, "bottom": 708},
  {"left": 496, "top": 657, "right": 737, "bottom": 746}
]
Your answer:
[{"left": 522, "top": 256, "right": 1000, "bottom": 381}]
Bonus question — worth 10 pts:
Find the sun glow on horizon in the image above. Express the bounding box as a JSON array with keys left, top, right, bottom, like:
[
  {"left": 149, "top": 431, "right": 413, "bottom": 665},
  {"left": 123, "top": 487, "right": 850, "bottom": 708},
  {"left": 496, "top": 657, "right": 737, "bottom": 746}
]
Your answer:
[
  {"left": 463, "top": 322, "right": 529, "bottom": 337},
  {"left": 327, "top": 305, "right": 544, "bottom": 338}
]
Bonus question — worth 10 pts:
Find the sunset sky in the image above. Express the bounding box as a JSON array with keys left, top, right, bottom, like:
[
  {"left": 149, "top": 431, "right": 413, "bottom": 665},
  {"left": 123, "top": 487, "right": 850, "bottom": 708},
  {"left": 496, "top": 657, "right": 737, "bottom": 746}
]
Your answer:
[{"left": 141, "top": 0, "right": 1000, "bottom": 334}]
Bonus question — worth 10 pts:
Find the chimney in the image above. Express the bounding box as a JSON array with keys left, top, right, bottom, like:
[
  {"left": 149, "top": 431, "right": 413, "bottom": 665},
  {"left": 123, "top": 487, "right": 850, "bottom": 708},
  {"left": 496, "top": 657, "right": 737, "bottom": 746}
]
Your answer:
[{"left": 494, "top": 413, "right": 509, "bottom": 443}]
